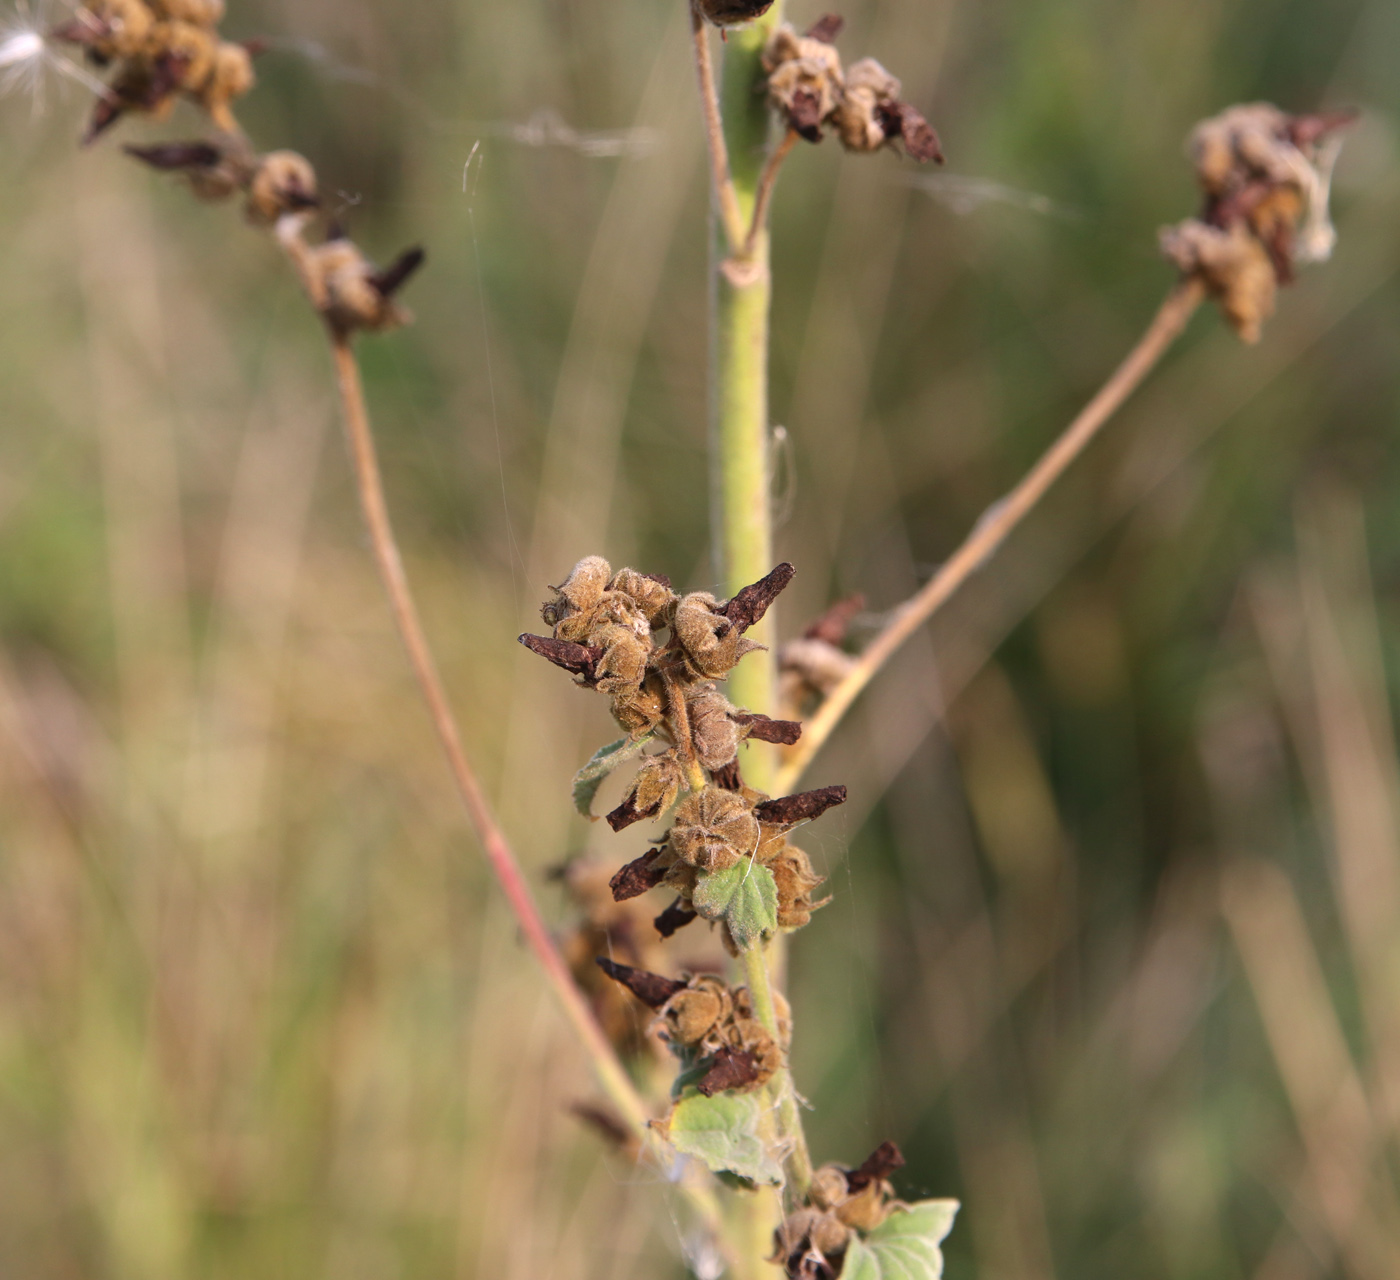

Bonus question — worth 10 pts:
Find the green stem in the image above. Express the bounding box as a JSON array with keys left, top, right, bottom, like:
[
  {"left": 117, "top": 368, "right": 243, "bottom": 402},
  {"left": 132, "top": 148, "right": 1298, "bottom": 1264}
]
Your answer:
[
  {"left": 712, "top": 6, "right": 782, "bottom": 787},
  {"left": 743, "top": 939, "right": 814, "bottom": 1198}
]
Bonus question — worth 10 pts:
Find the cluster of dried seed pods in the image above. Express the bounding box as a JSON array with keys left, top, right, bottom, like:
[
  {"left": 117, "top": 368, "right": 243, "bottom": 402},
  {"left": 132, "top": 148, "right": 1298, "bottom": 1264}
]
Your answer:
[
  {"left": 521, "top": 557, "right": 846, "bottom": 955},
  {"left": 772, "top": 1141, "right": 908, "bottom": 1278},
  {"left": 53, "top": 0, "right": 253, "bottom": 138},
  {"left": 762, "top": 13, "right": 943, "bottom": 162},
  {"left": 61, "top": 1, "right": 425, "bottom": 338},
  {"left": 1160, "top": 103, "right": 1354, "bottom": 342},
  {"left": 596, "top": 960, "right": 788, "bottom": 1096}
]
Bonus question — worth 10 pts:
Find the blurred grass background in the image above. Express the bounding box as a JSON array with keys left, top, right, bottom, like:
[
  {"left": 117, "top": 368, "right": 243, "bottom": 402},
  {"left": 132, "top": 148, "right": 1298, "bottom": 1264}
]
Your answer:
[{"left": 2, "top": 0, "right": 1400, "bottom": 1275}]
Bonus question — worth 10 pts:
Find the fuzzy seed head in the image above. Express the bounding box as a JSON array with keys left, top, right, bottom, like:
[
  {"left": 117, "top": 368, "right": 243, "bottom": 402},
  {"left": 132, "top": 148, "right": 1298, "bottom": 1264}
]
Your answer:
[
  {"left": 660, "top": 976, "right": 731, "bottom": 1047},
  {"left": 674, "top": 592, "right": 762, "bottom": 680},
  {"left": 245, "top": 150, "right": 317, "bottom": 225},
  {"left": 669, "top": 786, "right": 760, "bottom": 873},
  {"left": 687, "top": 684, "right": 742, "bottom": 772}
]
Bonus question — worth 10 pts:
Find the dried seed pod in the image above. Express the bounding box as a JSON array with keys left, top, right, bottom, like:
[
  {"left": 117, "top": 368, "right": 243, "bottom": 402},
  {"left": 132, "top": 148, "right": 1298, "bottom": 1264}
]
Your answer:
[
  {"left": 607, "top": 751, "right": 685, "bottom": 832},
  {"left": 669, "top": 786, "right": 761, "bottom": 873},
  {"left": 832, "top": 58, "right": 943, "bottom": 162},
  {"left": 763, "top": 24, "right": 844, "bottom": 143},
  {"left": 245, "top": 150, "right": 319, "bottom": 225},
  {"left": 608, "top": 568, "right": 677, "bottom": 628},
  {"left": 52, "top": 0, "right": 154, "bottom": 61},
  {"left": 695, "top": 0, "right": 776, "bottom": 28},
  {"left": 543, "top": 556, "right": 612, "bottom": 630},
  {"left": 771, "top": 1207, "right": 850, "bottom": 1279},
  {"left": 769, "top": 844, "right": 829, "bottom": 929},
  {"left": 1160, "top": 219, "right": 1277, "bottom": 343},
  {"left": 611, "top": 672, "right": 666, "bottom": 736},
  {"left": 306, "top": 237, "right": 424, "bottom": 335},
  {"left": 196, "top": 40, "right": 255, "bottom": 130},
  {"left": 151, "top": 0, "right": 226, "bottom": 25},
  {"left": 688, "top": 685, "right": 743, "bottom": 771},
  {"left": 674, "top": 592, "right": 763, "bottom": 680},
  {"left": 660, "top": 975, "right": 731, "bottom": 1048},
  {"left": 124, "top": 138, "right": 250, "bottom": 201}
]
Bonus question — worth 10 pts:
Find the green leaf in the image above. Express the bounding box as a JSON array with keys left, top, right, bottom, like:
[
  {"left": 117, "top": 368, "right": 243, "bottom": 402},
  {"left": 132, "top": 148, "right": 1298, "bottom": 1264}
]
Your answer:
[
  {"left": 691, "top": 860, "right": 778, "bottom": 950},
  {"left": 571, "top": 734, "right": 655, "bottom": 818},
  {"left": 663, "top": 1088, "right": 783, "bottom": 1186},
  {"left": 840, "top": 1201, "right": 960, "bottom": 1280}
]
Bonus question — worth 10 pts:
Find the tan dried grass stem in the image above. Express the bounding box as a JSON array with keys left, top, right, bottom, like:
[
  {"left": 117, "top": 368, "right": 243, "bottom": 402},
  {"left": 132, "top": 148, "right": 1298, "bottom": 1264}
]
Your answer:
[
  {"left": 325, "top": 335, "right": 653, "bottom": 1136},
  {"left": 776, "top": 277, "right": 1206, "bottom": 793}
]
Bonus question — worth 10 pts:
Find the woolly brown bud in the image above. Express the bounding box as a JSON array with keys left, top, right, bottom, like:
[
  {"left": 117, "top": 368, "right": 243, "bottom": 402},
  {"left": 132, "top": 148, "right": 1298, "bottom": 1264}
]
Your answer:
[
  {"left": 307, "top": 238, "right": 421, "bottom": 335},
  {"left": 688, "top": 685, "right": 743, "bottom": 772},
  {"left": 245, "top": 150, "right": 318, "bottom": 225},
  {"left": 590, "top": 623, "right": 651, "bottom": 697},
  {"left": 607, "top": 568, "right": 677, "bottom": 628},
  {"left": 607, "top": 751, "right": 684, "bottom": 832},
  {"left": 770, "top": 844, "right": 829, "bottom": 929},
  {"left": 763, "top": 25, "right": 844, "bottom": 143},
  {"left": 660, "top": 975, "right": 731, "bottom": 1047},
  {"left": 771, "top": 1207, "right": 851, "bottom": 1278},
  {"left": 52, "top": 0, "right": 153, "bottom": 60},
  {"left": 830, "top": 58, "right": 944, "bottom": 162},
  {"left": 151, "top": 0, "right": 226, "bottom": 25},
  {"left": 669, "top": 786, "right": 761, "bottom": 873},
  {"left": 674, "top": 593, "right": 763, "bottom": 680},
  {"left": 611, "top": 672, "right": 666, "bottom": 736},
  {"left": 543, "top": 557, "right": 612, "bottom": 630},
  {"left": 1160, "top": 219, "right": 1277, "bottom": 343},
  {"left": 195, "top": 40, "right": 254, "bottom": 129}
]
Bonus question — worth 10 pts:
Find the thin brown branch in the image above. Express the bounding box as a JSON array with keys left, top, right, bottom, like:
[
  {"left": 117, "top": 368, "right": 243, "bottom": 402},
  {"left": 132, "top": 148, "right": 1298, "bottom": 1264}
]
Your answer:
[
  {"left": 735, "top": 127, "right": 798, "bottom": 263},
  {"left": 690, "top": 3, "right": 747, "bottom": 253},
  {"left": 325, "top": 334, "right": 653, "bottom": 1131},
  {"left": 776, "top": 276, "right": 1207, "bottom": 792}
]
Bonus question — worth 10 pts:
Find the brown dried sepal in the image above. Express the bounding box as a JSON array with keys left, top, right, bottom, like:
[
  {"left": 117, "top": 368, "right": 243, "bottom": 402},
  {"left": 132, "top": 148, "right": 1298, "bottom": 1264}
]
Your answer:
[
  {"left": 654, "top": 899, "right": 698, "bottom": 938},
  {"left": 595, "top": 957, "right": 688, "bottom": 1009},
  {"left": 518, "top": 633, "right": 603, "bottom": 683},
  {"left": 609, "top": 848, "right": 669, "bottom": 901},
  {"left": 723, "top": 562, "right": 796, "bottom": 632},
  {"left": 805, "top": 13, "right": 845, "bottom": 44},
  {"left": 607, "top": 752, "right": 685, "bottom": 833},
  {"left": 833, "top": 58, "right": 943, "bottom": 163},
  {"left": 124, "top": 137, "right": 250, "bottom": 201},
  {"left": 734, "top": 712, "right": 803, "bottom": 746},
  {"left": 697, "top": 1045, "right": 762, "bottom": 1096},
  {"left": 755, "top": 785, "right": 848, "bottom": 828}
]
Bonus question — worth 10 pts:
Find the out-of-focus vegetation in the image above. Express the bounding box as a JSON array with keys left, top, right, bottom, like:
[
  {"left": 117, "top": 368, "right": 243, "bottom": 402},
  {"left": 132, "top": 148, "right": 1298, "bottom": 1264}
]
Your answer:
[{"left": 2, "top": 0, "right": 1399, "bottom": 1275}]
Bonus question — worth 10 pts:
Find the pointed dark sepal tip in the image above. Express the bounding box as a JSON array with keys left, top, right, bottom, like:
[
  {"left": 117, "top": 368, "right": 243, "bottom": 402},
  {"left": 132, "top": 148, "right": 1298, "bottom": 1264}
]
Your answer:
[
  {"left": 518, "top": 632, "right": 601, "bottom": 680},
  {"left": 805, "top": 13, "right": 846, "bottom": 43},
  {"left": 697, "top": 1045, "right": 762, "bottom": 1097},
  {"left": 609, "top": 850, "right": 666, "bottom": 900},
  {"left": 595, "top": 957, "right": 687, "bottom": 1009},
  {"left": 123, "top": 141, "right": 223, "bottom": 171},
  {"left": 847, "top": 1140, "right": 906, "bottom": 1192},
  {"left": 654, "top": 900, "right": 698, "bottom": 938},
  {"left": 723, "top": 562, "right": 796, "bottom": 632},
  {"left": 371, "top": 246, "right": 426, "bottom": 299},
  {"left": 735, "top": 713, "right": 803, "bottom": 746},
  {"left": 605, "top": 796, "right": 660, "bottom": 834},
  {"left": 755, "top": 784, "right": 847, "bottom": 826}
]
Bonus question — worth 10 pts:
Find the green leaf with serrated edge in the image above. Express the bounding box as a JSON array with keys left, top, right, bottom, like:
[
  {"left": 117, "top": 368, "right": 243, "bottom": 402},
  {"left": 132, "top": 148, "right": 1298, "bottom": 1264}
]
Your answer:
[
  {"left": 663, "top": 1088, "right": 783, "bottom": 1186},
  {"left": 691, "top": 861, "right": 778, "bottom": 950},
  {"left": 839, "top": 1201, "right": 960, "bottom": 1280},
  {"left": 571, "top": 734, "right": 655, "bottom": 818}
]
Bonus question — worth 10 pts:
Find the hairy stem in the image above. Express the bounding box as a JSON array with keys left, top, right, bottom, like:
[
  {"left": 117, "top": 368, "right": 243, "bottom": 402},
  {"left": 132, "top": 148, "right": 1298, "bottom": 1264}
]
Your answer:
[
  {"left": 690, "top": 5, "right": 747, "bottom": 253},
  {"left": 743, "top": 940, "right": 814, "bottom": 1197},
  {"left": 775, "top": 277, "right": 1207, "bottom": 793}
]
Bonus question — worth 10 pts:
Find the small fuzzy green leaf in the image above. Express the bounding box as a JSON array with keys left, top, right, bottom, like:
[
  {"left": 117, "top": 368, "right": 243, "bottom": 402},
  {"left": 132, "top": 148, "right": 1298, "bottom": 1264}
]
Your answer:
[
  {"left": 691, "top": 861, "right": 778, "bottom": 950},
  {"left": 571, "top": 734, "right": 655, "bottom": 818},
  {"left": 664, "top": 1088, "right": 783, "bottom": 1186},
  {"left": 840, "top": 1200, "right": 960, "bottom": 1280}
]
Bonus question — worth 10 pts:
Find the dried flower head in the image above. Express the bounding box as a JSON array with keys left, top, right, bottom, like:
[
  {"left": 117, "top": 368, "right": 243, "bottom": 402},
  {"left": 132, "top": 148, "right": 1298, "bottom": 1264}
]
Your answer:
[
  {"left": 245, "top": 149, "right": 319, "bottom": 224},
  {"left": 607, "top": 750, "right": 685, "bottom": 832},
  {"left": 762, "top": 21, "right": 844, "bottom": 143},
  {"left": 1160, "top": 102, "right": 1353, "bottom": 341},
  {"left": 296, "top": 234, "right": 425, "bottom": 337},
  {"left": 670, "top": 786, "right": 761, "bottom": 873}
]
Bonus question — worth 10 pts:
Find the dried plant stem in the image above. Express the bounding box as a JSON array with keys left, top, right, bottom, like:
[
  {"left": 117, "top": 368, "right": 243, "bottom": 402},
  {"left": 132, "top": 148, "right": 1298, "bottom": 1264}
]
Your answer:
[
  {"left": 691, "top": 5, "right": 746, "bottom": 253},
  {"left": 324, "top": 336, "right": 661, "bottom": 1139},
  {"left": 738, "top": 127, "right": 799, "bottom": 263},
  {"left": 775, "top": 276, "right": 1207, "bottom": 793}
]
